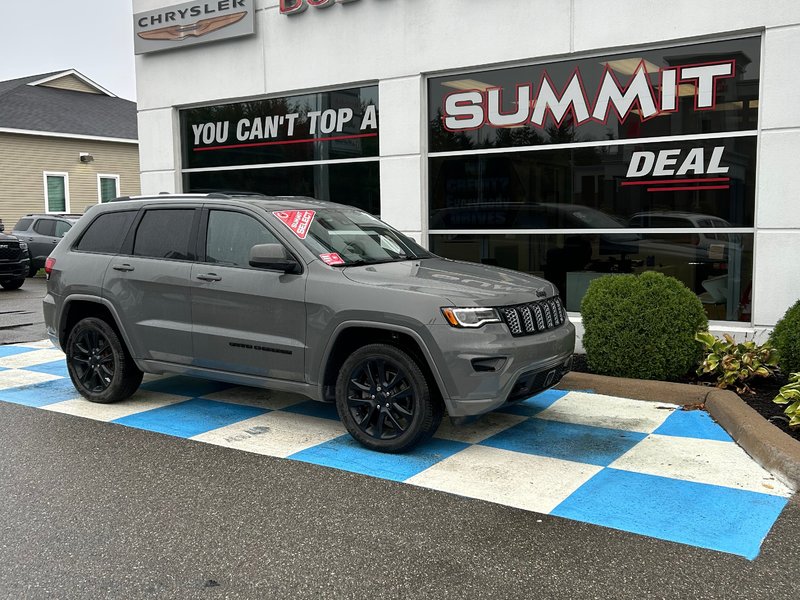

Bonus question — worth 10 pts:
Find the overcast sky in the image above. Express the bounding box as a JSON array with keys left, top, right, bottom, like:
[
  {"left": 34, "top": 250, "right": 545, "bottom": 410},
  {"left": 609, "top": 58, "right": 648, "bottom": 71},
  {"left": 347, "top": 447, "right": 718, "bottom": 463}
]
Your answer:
[{"left": 0, "top": 1, "right": 136, "bottom": 100}]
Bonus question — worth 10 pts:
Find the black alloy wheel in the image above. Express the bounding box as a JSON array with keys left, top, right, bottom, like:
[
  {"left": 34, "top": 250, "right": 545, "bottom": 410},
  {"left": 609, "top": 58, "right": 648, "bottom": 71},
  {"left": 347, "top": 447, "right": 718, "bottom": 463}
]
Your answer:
[
  {"left": 347, "top": 357, "right": 415, "bottom": 440},
  {"left": 335, "top": 343, "right": 443, "bottom": 453},
  {"left": 66, "top": 317, "right": 143, "bottom": 403}
]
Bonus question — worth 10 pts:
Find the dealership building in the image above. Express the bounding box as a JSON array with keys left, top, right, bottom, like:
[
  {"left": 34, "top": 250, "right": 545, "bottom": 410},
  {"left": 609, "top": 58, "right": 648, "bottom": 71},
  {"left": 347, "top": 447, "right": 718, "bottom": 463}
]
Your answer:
[{"left": 132, "top": 0, "right": 800, "bottom": 345}]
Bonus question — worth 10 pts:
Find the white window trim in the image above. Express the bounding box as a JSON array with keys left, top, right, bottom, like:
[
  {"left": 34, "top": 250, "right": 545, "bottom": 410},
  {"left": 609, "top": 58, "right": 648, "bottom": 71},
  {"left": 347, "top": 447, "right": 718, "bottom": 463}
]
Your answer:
[
  {"left": 43, "top": 171, "right": 70, "bottom": 214},
  {"left": 97, "top": 174, "right": 121, "bottom": 203}
]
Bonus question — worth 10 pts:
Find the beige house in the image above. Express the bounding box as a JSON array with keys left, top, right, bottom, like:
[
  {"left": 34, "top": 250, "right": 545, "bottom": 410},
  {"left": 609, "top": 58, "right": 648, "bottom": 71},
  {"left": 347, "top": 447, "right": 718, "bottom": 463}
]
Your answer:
[{"left": 0, "top": 70, "right": 139, "bottom": 229}]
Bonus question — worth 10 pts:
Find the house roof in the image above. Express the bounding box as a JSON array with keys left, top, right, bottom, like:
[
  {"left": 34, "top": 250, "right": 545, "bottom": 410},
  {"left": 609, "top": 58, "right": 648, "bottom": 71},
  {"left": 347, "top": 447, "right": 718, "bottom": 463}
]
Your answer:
[{"left": 0, "top": 70, "right": 137, "bottom": 141}]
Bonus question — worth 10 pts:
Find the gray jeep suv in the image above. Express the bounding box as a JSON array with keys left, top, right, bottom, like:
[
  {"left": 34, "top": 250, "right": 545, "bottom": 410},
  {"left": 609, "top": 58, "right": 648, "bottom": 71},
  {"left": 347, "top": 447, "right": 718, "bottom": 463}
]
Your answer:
[{"left": 43, "top": 194, "right": 575, "bottom": 452}]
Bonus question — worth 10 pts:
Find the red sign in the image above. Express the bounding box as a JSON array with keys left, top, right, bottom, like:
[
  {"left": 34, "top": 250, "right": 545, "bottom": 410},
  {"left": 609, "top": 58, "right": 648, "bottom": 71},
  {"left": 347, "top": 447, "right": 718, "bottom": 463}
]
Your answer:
[
  {"left": 273, "top": 210, "right": 315, "bottom": 239},
  {"left": 319, "top": 252, "right": 345, "bottom": 266}
]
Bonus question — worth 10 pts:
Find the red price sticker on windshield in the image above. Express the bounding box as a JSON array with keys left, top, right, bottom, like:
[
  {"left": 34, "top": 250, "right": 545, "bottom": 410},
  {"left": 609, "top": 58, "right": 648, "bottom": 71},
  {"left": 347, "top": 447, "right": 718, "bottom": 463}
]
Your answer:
[
  {"left": 273, "top": 210, "right": 315, "bottom": 239},
  {"left": 319, "top": 252, "right": 345, "bottom": 266}
]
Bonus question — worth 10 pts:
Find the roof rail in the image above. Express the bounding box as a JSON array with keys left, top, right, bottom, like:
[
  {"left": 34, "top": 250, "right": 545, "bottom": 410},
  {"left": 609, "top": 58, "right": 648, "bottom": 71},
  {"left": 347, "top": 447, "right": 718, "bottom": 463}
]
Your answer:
[{"left": 110, "top": 196, "right": 132, "bottom": 202}]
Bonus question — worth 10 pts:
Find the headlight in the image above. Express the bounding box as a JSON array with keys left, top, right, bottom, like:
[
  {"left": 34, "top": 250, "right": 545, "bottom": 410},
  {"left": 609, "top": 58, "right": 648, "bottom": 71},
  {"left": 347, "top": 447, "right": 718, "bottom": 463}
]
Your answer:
[
  {"left": 18, "top": 241, "right": 28, "bottom": 250},
  {"left": 441, "top": 307, "right": 501, "bottom": 328}
]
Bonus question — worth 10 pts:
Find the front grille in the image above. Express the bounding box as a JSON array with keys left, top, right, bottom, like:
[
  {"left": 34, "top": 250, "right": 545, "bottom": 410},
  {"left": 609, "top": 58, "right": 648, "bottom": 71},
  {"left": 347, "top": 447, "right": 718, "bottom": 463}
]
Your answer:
[
  {"left": 498, "top": 297, "right": 566, "bottom": 337},
  {"left": 0, "top": 242, "right": 21, "bottom": 261}
]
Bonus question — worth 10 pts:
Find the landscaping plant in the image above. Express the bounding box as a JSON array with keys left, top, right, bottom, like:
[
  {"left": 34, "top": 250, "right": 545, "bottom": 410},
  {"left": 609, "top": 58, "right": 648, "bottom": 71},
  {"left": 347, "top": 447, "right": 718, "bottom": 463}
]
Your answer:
[
  {"left": 773, "top": 373, "right": 800, "bottom": 428},
  {"left": 580, "top": 271, "right": 708, "bottom": 380},
  {"left": 695, "top": 332, "right": 779, "bottom": 394},
  {"left": 769, "top": 299, "right": 800, "bottom": 375}
]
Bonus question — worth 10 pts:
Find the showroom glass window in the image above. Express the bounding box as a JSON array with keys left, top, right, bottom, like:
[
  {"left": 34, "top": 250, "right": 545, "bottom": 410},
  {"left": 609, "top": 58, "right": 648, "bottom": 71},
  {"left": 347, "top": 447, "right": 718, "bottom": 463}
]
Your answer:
[
  {"left": 427, "top": 37, "right": 760, "bottom": 322},
  {"left": 180, "top": 86, "right": 380, "bottom": 216}
]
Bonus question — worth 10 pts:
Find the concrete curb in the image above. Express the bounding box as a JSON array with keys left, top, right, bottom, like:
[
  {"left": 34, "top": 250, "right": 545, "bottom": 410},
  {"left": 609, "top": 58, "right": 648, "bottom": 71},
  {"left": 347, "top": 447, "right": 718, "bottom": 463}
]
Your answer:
[{"left": 557, "top": 372, "right": 800, "bottom": 493}]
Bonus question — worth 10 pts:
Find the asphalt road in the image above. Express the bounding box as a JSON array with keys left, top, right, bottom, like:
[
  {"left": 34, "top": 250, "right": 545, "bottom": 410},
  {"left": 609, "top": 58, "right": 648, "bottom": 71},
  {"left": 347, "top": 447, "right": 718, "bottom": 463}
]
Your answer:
[
  {"left": 1, "top": 400, "right": 799, "bottom": 600},
  {"left": 0, "top": 277, "right": 47, "bottom": 344}
]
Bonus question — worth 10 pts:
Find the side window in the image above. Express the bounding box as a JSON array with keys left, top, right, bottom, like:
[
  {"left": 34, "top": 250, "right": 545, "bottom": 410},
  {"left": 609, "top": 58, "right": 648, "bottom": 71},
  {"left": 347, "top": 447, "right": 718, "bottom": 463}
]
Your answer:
[
  {"left": 33, "top": 219, "right": 56, "bottom": 236},
  {"left": 75, "top": 211, "right": 137, "bottom": 254},
  {"left": 133, "top": 209, "right": 195, "bottom": 260},
  {"left": 206, "top": 210, "right": 279, "bottom": 268},
  {"left": 54, "top": 220, "right": 71, "bottom": 238},
  {"left": 14, "top": 218, "right": 33, "bottom": 232},
  {"left": 44, "top": 172, "right": 69, "bottom": 212}
]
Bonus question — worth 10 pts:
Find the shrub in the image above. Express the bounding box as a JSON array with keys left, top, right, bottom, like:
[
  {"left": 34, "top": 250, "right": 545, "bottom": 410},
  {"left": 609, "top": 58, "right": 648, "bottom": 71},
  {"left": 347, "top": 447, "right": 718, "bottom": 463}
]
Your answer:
[
  {"left": 770, "top": 300, "right": 800, "bottom": 374},
  {"left": 774, "top": 372, "right": 800, "bottom": 428},
  {"left": 581, "top": 271, "right": 708, "bottom": 380},
  {"left": 695, "top": 332, "right": 779, "bottom": 393}
]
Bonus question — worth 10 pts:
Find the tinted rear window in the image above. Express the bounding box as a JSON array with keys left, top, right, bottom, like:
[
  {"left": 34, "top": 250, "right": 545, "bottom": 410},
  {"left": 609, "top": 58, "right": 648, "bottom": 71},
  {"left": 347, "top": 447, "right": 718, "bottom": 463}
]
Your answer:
[
  {"left": 75, "top": 211, "right": 137, "bottom": 254},
  {"left": 14, "top": 218, "right": 33, "bottom": 231},
  {"left": 133, "top": 209, "right": 195, "bottom": 260},
  {"left": 33, "top": 219, "right": 56, "bottom": 236}
]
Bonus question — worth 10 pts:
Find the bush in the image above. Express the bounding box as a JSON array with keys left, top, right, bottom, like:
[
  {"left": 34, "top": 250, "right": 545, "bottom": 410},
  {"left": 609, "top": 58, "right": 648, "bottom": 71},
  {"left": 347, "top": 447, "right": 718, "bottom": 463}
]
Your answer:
[
  {"left": 695, "top": 332, "right": 779, "bottom": 393},
  {"left": 581, "top": 271, "right": 708, "bottom": 380},
  {"left": 774, "top": 372, "right": 800, "bottom": 428},
  {"left": 770, "top": 300, "right": 800, "bottom": 374}
]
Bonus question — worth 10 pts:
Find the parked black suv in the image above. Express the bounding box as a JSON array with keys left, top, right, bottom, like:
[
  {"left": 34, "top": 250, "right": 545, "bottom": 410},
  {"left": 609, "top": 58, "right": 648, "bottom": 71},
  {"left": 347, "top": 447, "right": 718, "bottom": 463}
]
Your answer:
[{"left": 13, "top": 213, "right": 81, "bottom": 274}]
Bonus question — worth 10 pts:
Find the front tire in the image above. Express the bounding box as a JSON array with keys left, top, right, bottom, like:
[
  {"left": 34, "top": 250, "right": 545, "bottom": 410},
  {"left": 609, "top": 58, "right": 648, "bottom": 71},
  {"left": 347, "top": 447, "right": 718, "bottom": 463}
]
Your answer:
[
  {"left": 66, "top": 317, "right": 143, "bottom": 403},
  {"left": 0, "top": 278, "right": 24, "bottom": 290},
  {"left": 335, "top": 343, "right": 442, "bottom": 453}
]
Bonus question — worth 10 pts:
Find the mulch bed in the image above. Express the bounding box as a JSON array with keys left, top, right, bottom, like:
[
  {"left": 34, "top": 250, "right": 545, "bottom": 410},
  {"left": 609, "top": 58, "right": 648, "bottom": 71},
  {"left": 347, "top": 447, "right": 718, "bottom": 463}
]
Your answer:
[{"left": 571, "top": 354, "right": 800, "bottom": 443}]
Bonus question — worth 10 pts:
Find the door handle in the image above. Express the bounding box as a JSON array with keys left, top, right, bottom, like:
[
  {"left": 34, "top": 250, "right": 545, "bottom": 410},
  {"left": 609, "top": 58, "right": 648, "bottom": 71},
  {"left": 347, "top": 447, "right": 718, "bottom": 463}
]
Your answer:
[
  {"left": 196, "top": 273, "right": 222, "bottom": 282},
  {"left": 112, "top": 264, "right": 135, "bottom": 272}
]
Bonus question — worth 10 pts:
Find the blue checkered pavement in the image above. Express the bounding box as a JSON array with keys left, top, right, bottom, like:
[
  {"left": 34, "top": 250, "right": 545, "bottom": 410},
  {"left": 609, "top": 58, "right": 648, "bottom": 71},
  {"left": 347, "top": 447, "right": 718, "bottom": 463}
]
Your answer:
[{"left": 0, "top": 340, "right": 791, "bottom": 560}]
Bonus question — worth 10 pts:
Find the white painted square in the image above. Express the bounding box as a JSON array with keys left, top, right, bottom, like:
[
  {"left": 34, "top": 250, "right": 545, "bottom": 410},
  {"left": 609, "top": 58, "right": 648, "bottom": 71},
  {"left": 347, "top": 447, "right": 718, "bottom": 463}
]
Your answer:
[
  {"left": 0, "top": 348, "right": 66, "bottom": 369},
  {"left": 406, "top": 445, "right": 603, "bottom": 514},
  {"left": 191, "top": 411, "right": 347, "bottom": 458},
  {"left": 610, "top": 434, "right": 793, "bottom": 497},
  {"left": 201, "top": 386, "right": 306, "bottom": 410},
  {"left": 536, "top": 391, "right": 677, "bottom": 433},
  {"left": 435, "top": 412, "right": 528, "bottom": 444},
  {"left": 44, "top": 390, "right": 189, "bottom": 422},
  {"left": 0, "top": 369, "right": 62, "bottom": 390}
]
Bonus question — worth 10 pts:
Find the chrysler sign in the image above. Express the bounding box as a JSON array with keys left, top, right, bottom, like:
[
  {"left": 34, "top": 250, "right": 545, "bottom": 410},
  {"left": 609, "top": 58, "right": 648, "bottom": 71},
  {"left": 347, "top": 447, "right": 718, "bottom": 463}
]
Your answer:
[{"left": 134, "top": 0, "right": 254, "bottom": 55}]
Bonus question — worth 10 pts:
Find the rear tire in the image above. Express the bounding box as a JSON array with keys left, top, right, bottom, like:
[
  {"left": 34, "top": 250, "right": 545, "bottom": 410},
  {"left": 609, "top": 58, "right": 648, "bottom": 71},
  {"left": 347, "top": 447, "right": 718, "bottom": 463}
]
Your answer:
[
  {"left": 0, "top": 278, "right": 24, "bottom": 290},
  {"left": 66, "top": 317, "right": 143, "bottom": 403},
  {"left": 335, "top": 343, "right": 443, "bottom": 453}
]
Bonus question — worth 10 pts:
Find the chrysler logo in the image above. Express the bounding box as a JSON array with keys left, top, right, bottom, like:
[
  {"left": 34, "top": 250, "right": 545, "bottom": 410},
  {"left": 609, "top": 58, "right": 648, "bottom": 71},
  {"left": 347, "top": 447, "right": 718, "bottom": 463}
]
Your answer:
[{"left": 137, "top": 11, "right": 247, "bottom": 41}]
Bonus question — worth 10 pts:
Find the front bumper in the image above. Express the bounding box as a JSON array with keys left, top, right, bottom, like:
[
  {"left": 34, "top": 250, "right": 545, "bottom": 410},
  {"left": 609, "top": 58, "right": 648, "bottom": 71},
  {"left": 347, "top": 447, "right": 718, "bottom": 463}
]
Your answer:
[
  {"left": 425, "top": 319, "right": 576, "bottom": 417},
  {"left": 0, "top": 257, "right": 30, "bottom": 280}
]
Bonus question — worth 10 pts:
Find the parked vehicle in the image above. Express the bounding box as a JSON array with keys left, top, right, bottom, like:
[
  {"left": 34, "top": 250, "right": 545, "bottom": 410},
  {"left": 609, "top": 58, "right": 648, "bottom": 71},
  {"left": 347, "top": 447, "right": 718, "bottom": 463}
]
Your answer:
[
  {"left": 0, "top": 230, "right": 30, "bottom": 290},
  {"left": 13, "top": 213, "right": 81, "bottom": 275},
  {"left": 43, "top": 194, "right": 575, "bottom": 452}
]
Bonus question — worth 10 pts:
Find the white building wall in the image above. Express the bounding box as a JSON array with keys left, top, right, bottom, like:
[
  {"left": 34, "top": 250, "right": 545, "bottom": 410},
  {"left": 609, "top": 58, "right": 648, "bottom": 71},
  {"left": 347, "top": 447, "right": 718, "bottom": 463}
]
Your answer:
[{"left": 134, "top": 0, "right": 800, "bottom": 335}]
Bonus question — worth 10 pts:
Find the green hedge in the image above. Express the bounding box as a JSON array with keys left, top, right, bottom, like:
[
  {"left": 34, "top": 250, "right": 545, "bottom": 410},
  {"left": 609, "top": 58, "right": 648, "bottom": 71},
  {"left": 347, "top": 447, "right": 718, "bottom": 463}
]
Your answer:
[
  {"left": 770, "top": 299, "right": 800, "bottom": 374},
  {"left": 581, "top": 271, "right": 708, "bottom": 380}
]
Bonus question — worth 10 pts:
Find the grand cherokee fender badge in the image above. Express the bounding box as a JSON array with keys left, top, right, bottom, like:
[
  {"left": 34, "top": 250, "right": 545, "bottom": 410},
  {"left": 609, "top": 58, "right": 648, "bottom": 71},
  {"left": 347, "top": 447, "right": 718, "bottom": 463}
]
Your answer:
[{"left": 137, "top": 11, "right": 247, "bottom": 41}]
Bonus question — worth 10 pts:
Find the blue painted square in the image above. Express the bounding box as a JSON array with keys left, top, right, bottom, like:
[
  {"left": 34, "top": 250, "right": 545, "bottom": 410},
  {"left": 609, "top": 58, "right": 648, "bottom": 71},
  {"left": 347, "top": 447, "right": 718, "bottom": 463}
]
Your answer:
[
  {"left": 653, "top": 409, "right": 733, "bottom": 442},
  {"left": 0, "top": 378, "right": 81, "bottom": 407},
  {"left": 112, "top": 398, "right": 268, "bottom": 438},
  {"left": 25, "top": 359, "right": 69, "bottom": 378},
  {"left": 290, "top": 435, "right": 470, "bottom": 482},
  {"left": 552, "top": 468, "right": 788, "bottom": 560},
  {"left": 282, "top": 400, "right": 340, "bottom": 421},
  {"left": 496, "top": 388, "right": 570, "bottom": 417},
  {"left": 481, "top": 418, "right": 646, "bottom": 466},
  {"left": 0, "top": 346, "right": 38, "bottom": 359},
  {"left": 140, "top": 376, "right": 235, "bottom": 398}
]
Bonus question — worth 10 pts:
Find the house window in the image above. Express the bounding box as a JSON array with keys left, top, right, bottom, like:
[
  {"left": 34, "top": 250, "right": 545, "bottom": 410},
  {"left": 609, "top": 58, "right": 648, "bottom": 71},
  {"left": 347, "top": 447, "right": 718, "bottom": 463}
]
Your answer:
[
  {"left": 98, "top": 174, "right": 120, "bottom": 203},
  {"left": 44, "top": 172, "right": 69, "bottom": 213}
]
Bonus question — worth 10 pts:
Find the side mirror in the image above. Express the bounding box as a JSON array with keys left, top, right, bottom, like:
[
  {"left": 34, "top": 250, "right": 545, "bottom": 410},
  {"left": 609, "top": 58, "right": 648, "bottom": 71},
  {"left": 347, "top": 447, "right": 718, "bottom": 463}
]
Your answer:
[{"left": 249, "top": 243, "right": 301, "bottom": 274}]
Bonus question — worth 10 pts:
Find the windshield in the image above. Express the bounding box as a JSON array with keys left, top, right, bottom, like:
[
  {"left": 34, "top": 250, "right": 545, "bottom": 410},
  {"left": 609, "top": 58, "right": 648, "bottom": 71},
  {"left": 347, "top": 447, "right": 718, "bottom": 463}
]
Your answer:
[{"left": 275, "top": 208, "right": 433, "bottom": 266}]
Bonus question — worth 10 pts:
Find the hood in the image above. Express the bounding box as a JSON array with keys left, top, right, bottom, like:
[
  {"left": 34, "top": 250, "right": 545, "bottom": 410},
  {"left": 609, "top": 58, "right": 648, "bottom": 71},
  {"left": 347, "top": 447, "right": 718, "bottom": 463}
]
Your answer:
[{"left": 342, "top": 257, "right": 556, "bottom": 306}]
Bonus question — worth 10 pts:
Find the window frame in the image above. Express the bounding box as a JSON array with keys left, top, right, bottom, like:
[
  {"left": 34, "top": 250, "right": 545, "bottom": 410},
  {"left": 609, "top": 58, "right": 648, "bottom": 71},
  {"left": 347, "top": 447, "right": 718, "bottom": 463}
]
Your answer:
[
  {"left": 43, "top": 171, "right": 70, "bottom": 214},
  {"left": 97, "top": 174, "right": 121, "bottom": 204}
]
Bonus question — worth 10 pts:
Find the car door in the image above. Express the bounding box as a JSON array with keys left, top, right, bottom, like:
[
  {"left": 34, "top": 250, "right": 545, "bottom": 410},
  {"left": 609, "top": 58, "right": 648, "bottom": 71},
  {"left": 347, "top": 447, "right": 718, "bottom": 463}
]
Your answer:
[
  {"left": 29, "top": 218, "right": 58, "bottom": 268},
  {"left": 104, "top": 206, "right": 199, "bottom": 365},
  {"left": 190, "top": 207, "right": 306, "bottom": 381}
]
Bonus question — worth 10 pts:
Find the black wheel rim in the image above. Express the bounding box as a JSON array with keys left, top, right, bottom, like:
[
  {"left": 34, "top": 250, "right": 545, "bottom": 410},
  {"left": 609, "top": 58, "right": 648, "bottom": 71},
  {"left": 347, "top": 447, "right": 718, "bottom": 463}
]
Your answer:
[
  {"left": 70, "top": 327, "right": 115, "bottom": 394},
  {"left": 346, "top": 357, "right": 416, "bottom": 441}
]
